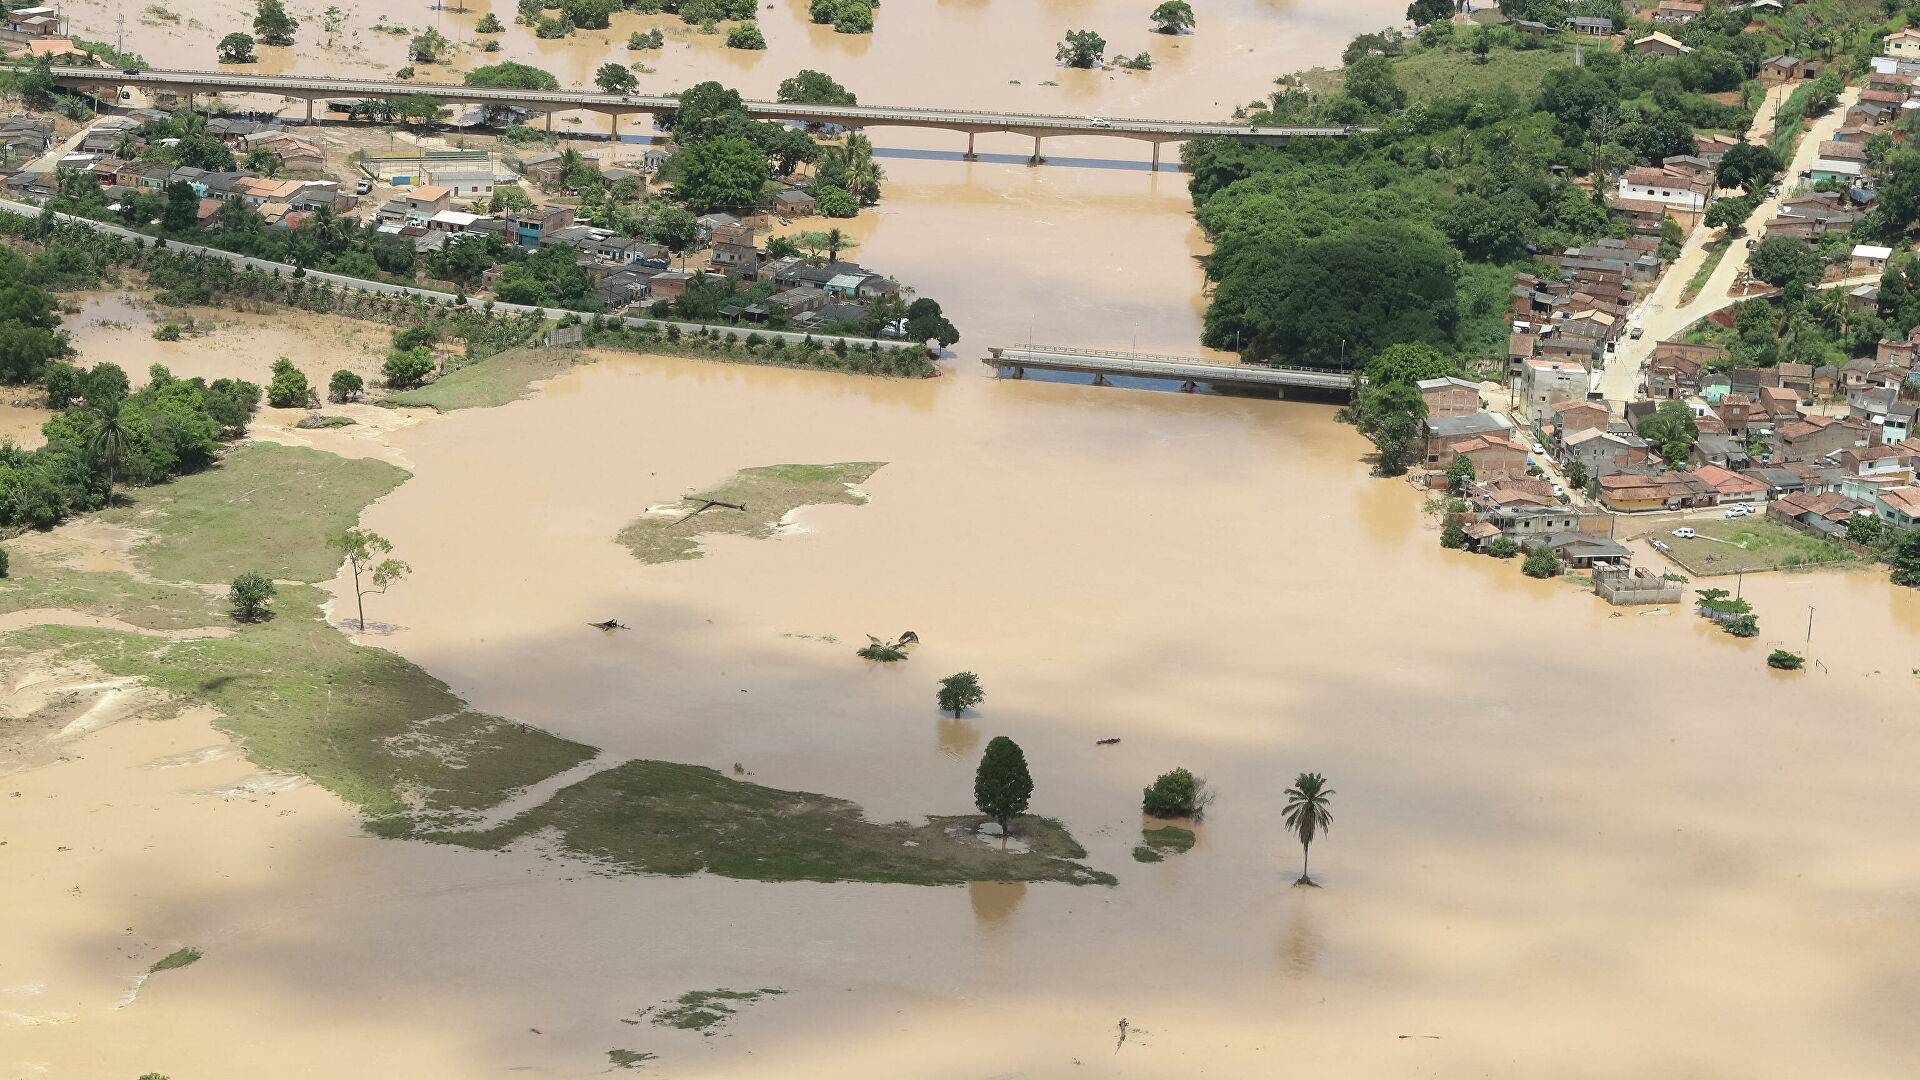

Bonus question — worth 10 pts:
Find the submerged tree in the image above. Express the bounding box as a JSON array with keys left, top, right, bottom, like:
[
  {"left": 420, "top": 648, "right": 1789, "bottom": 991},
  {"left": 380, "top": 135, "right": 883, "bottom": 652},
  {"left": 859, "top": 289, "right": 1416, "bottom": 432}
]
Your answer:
[
  {"left": 334, "top": 528, "right": 411, "bottom": 632},
  {"left": 253, "top": 0, "right": 299, "bottom": 46},
  {"left": 974, "top": 735, "right": 1033, "bottom": 835},
  {"left": 1057, "top": 29, "right": 1107, "bottom": 68},
  {"left": 216, "top": 32, "right": 258, "bottom": 64},
  {"left": 1150, "top": 0, "right": 1196, "bottom": 33},
  {"left": 1281, "top": 771, "right": 1334, "bottom": 886},
  {"left": 936, "top": 671, "right": 984, "bottom": 717}
]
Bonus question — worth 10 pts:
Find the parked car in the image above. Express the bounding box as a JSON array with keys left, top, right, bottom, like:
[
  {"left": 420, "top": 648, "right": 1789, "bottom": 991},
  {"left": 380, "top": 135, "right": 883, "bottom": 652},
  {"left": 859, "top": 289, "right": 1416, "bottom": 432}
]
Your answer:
[
  {"left": 1531, "top": 442, "right": 1546, "bottom": 455},
  {"left": 354, "top": 178, "right": 373, "bottom": 195},
  {"left": 1767, "top": 185, "right": 1779, "bottom": 197},
  {"left": 1725, "top": 504, "right": 1754, "bottom": 518},
  {"left": 1551, "top": 483, "right": 1565, "bottom": 497},
  {"left": 1745, "top": 237, "right": 1757, "bottom": 249},
  {"left": 1652, "top": 539, "right": 1671, "bottom": 553},
  {"left": 1630, "top": 325, "right": 1644, "bottom": 339},
  {"left": 1673, "top": 527, "right": 1697, "bottom": 539}
]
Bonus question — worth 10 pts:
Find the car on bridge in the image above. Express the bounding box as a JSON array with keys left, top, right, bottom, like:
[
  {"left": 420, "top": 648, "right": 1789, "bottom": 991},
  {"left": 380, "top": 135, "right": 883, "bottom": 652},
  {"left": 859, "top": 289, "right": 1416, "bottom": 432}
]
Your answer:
[{"left": 1087, "top": 117, "right": 1111, "bottom": 128}]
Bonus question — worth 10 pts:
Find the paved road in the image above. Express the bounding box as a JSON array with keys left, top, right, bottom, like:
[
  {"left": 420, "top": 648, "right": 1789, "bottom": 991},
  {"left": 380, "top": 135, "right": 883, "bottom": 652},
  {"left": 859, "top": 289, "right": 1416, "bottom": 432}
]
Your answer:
[
  {"left": 53, "top": 65, "right": 1365, "bottom": 143},
  {"left": 1598, "top": 85, "right": 1864, "bottom": 403},
  {"left": 0, "top": 198, "right": 920, "bottom": 353}
]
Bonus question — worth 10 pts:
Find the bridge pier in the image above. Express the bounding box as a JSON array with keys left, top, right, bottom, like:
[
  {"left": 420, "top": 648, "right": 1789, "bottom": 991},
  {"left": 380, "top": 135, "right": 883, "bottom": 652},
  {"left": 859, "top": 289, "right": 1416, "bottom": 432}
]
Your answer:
[
  {"left": 1151, "top": 142, "right": 1161, "bottom": 170},
  {"left": 964, "top": 131, "right": 976, "bottom": 161},
  {"left": 305, "top": 98, "right": 314, "bottom": 124},
  {"left": 1090, "top": 373, "right": 1107, "bottom": 386},
  {"left": 1180, "top": 379, "right": 1196, "bottom": 392},
  {"left": 545, "top": 111, "right": 554, "bottom": 133},
  {"left": 1029, "top": 135, "right": 1044, "bottom": 165}
]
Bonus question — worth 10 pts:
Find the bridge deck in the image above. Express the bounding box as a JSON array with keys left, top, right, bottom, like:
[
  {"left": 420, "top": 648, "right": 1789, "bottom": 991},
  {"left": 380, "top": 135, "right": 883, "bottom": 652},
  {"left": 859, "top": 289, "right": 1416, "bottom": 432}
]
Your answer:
[{"left": 985, "top": 346, "right": 1355, "bottom": 391}]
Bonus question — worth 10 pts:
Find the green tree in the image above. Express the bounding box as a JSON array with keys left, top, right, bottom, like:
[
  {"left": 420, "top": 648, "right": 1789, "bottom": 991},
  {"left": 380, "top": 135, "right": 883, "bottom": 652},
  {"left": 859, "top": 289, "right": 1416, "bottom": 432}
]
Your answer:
[
  {"left": 973, "top": 735, "right": 1033, "bottom": 835},
  {"left": 329, "top": 369, "right": 364, "bottom": 402},
  {"left": 1487, "top": 535, "right": 1519, "bottom": 558},
  {"left": 905, "top": 297, "right": 959, "bottom": 348},
  {"left": 1405, "top": 0, "right": 1451, "bottom": 25},
  {"left": 1445, "top": 455, "right": 1475, "bottom": 495},
  {"left": 1715, "top": 143, "right": 1780, "bottom": 190},
  {"left": 243, "top": 147, "right": 283, "bottom": 177},
  {"left": 1767, "top": 649, "right": 1804, "bottom": 670},
  {"left": 832, "top": 0, "right": 873, "bottom": 33},
  {"left": 1724, "top": 614, "right": 1759, "bottom": 637},
  {"left": 727, "top": 22, "right": 767, "bottom": 49},
  {"left": 383, "top": 347, "right": 435, "bottom": 388},
  {"left": 813, "top": 186, "right": 858, "bottom": 217},
  {"left": 81, "top": 397, "right": 135, "bottom": 505},
  {"left": 1564, "top": 459, "right": 1588, "bottom": 490},
  {"left": 1845, "top": 512, "right": 1886, "bottom": 546},
  {"left": 394, "top": 93, "right": 450, "bottom": 131},
  {"left": 1343, "top": 54, "right": 1406, "bottom": 112},
  {"left": 1281, "top": 772, "right": 1334, "bottom": 886},
  {"left": 410, "top": 27, "right": 451, "bottom": 62},
  {"left": 563, "top": 0, "right": 620, "bottom": 29},
  {"left": 1635, "top": 399, "right": 1698, "bottom": 465},
  {"left": 217, "top": 32, "right": 258, "bottom": 63},
  {"left": 228, "top": 571, "right": 276, "bottom": 622},
  {"left": 778, "top": 69, "right": 856, "bottom": 105},
  {"left": 464, "top": 61, "right": 561, "bottom": 90},
  {"left": 1890, "top": 529, "right": 1920, "bottom": 587},
  {"left": 253, "top": 0, "right": 299, "bottom": 46},
  {"left": 1151, "top": 0, "right": 1196, "bottom": 32},
  {"left": 1142, "top": 767, "right": 1205, "bottom": 817},
  {"left": 0, "top": 546, "right": 8, "bottom": 577},
  {"left": 1440, "top": 522, "right": 1468, "bottom": 548},
  {"left": 1522, "top": 545, "right": 1559, "bottom": 577},
  {"left": 1351, "top": 380, "right": 1426, "bottom": 477},
  {"left": 333, "top": 528, "right": 410, "bottom": 631},
  {"left": 1749, "top": 236, "right": 1821, "bottom": 292},
  {"left": 476, "top": 12, "right": 504, "bottom": 32},
  {"left": 674, "top": 137, "right": 768, "bottom": 211},
  {"left": 1057, "top": 29, "right": 1106, "bottom": 67},
  {"left": 596, "top": 62, "right": 638, "bottom": 95},
  {"left": 936, "top": 671, "right": 984, "bottom": 717},
  {"left": 265, "top": 357, "right": 310, "bottom": 408},
  {"left": 1704, "top": 194, "right": 1757, "bottom": 234}
]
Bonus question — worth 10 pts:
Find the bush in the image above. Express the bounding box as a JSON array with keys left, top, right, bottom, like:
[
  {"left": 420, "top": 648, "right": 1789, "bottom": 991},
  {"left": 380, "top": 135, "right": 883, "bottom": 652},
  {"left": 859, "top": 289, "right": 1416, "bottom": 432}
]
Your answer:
[
  {"left": 228, "top": 571, "right": 276, "bottom": 622},
  {"left": 1767, "top": 649, "right": 1804, "bottom": 670},
  {"left": 329, "top": 368, "right": 364, "bottom": 402},
  {"left": 265, "top": 357, "right": 310, "bottom": 408},
  {"left": 726, "top": 22, "right": 765, "bottom": 49},
  {"left": 1439, "top": 522, "right": 1467, "bottom": 549},
  {"left": 1142, "top": 767, "right": 1209, "bottom": 818},
  {"left": 0, "top": 545, "right": 8, "bottom": 577},
  {"left": 383, "top": 346, "right": 435, "bottom": 388},
  {"left": 857, "top": 642, "right": 906, "bottom": 662},
  {"left": 1724, "top": 614, "right": 1759, "bottom": 637},
  {"left": 813, "top": 186, "right": 858, "bottom": 218},
  {"left": 1486, "top": 535, "right": 1519, "bottom": 558},
  {"left": 1522, "top": 546, "right": 1558, "bottom": 578}
]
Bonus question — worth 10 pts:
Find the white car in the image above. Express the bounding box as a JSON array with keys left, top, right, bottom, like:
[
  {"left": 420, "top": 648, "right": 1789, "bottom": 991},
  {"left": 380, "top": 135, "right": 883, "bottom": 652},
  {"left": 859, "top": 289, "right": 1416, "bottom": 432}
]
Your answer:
[
  {"left": 1725, "top": 504, "right": 1754, "bottom": 518},
  {"left": 1672, "top": 527, "right": 1697, "bottom": 539},
  {"left": 1551, "top": 484, "right": 1565, "bottom": 497},
  {"left": 1531, "top": 442, "right": 1546, "bottom": 455},
  {"left": 1087, "top": 117, "right": 1112, "bottom": 128}
]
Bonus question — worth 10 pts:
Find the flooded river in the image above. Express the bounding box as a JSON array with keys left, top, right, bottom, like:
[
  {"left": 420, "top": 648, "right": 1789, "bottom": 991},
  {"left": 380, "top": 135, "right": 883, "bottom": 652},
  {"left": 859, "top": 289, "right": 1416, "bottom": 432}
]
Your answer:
[
  {"left": 11, "top": 344, "right": 1920, "bottom": 1078},
  {"left": 8, "top": 1, "right": 1920, "bottom": 1076}
]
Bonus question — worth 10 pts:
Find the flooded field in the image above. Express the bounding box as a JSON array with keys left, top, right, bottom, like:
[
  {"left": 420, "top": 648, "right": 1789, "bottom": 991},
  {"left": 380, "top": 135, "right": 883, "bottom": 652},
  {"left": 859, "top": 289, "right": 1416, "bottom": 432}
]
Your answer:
[
  {"left": 9, "top": 343, "right": 1920, "bottom": 1078},
  {"left": 7, "top": 1, "right": 1920, "bottom": 1076}
]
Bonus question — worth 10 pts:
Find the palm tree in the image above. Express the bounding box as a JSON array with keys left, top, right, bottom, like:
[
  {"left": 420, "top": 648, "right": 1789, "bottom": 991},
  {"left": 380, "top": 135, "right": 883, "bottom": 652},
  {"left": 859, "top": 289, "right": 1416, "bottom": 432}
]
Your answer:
[
  {"left": 825, "top": 227, "right": 847, "bottom": 262},
  {"left": 1281, "top": 772, "right": 1335, "bottom": 886},
  {"left": 82, "top": 397, "right": 135, "bottom": 507},
  {"left": 1811, "top": 288, "right": 1852, "bottom": 336}
]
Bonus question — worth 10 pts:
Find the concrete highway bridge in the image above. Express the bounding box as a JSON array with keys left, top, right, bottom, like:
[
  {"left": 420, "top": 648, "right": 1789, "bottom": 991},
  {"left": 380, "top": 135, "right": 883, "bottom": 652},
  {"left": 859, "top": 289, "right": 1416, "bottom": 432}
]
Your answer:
[
  {"left": 985, "top": 345, "right": 1355, "bottom": 395},
  {"left": 49, "top": 65, "right": 1370, "bottom": 167}
]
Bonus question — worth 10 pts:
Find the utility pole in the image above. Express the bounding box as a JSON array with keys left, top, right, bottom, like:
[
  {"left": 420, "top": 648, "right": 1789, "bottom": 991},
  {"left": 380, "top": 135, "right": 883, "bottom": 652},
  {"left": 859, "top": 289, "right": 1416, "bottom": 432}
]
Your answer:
[
  {"left": 116, "top": 11, "right": 124, "bottom": 55},
  {"left": 1806, "top": 606, "right": 1815, "bottom": 642}
]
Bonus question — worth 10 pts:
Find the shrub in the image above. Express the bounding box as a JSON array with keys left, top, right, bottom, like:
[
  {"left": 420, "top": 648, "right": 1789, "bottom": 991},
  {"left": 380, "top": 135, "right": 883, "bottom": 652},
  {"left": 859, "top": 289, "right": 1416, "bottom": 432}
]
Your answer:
[
  {"left": 329, "top": 369, "right": 364, "bottom": 402},
  {"left": 0, "top": 546, "right": 9, "bottom": 577},
  {"left": 383, "top": 346, "right": 435, "bottom": 388},
  {"left": 726, "top": 22, "right": 765, "bottom": 49},
  {"left": 228, "top": 571, "right": 276, "bottom": 622},
  {"left": 1522, "top": 546, "right": 1558, "bottom": 578},
  {"left": 1724, "top": 614, "right": 1759, "bottom": 637},
  {"left": 1767, "top": 649, "right": 1804, "bottom": 670},
  {"left": 857, "top": 642, "right": 906, "bottom": 662},
  {"left": 1142, "top": 767, "right": 1210, "bottom": 818},
  {"left": 265, "top": 357, "right": 310, "bottom": 408},
  {"left": 1486, "top": 535, "right": 1519, "bottom": 558},
  {"left": 1439, "top": 522, "right": 1467, "bottom": 549},
  {"left": 153, "top": 322, "right": 183, "bottom": 341}
]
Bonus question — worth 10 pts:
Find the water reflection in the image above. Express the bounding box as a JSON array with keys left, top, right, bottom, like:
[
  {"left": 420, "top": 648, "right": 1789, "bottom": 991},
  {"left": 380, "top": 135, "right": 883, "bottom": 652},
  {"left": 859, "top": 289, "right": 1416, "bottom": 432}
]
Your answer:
[
  {"left": 936, "top": 716, "right": 981, "bottom": 758},
  {"left": 968, "top": 880, "right": 1027, "bottom": 931}
]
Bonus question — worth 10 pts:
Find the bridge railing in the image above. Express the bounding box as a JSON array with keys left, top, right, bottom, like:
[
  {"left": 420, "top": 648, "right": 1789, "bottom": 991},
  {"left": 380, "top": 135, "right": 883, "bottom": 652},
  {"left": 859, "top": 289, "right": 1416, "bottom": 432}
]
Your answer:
[
  {"left": 1004, "top": 343, "right": 1352, "bottom": 378},
  {"left": 55, "top": 66, "right": 1355, "bottom": 133}
]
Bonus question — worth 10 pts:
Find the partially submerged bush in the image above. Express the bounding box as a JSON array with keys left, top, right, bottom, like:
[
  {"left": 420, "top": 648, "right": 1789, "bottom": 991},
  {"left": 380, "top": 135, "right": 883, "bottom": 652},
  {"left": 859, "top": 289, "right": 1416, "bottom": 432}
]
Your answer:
[
  {"left": 857, "top": 642, "right": 906, "bottom": 662},
  {"left": 1767, "top": 649, "right": 1804, "bottom": 670},
  {"left": 1724, "top": 614, "right": 1759, "bottom": 637},
  {"left": 1142, "top": 767, "right": 1210, "bottom": 818}
]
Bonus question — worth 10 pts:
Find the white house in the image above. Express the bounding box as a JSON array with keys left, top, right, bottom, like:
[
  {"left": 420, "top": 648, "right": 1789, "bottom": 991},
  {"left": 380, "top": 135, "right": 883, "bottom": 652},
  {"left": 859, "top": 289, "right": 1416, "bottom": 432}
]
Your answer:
[
  {"left": 1885, "top": 27, "right": 1920, "bottom": 60},
  {"left": 1522, "top": 357, "right": 1591, "bottom": 425},
  {"left": 1852, "top": 244, "right": 1893, "bottom": 271},
  {"left": 1617, "top": 166, "right": 1710, "bottom": 212}
]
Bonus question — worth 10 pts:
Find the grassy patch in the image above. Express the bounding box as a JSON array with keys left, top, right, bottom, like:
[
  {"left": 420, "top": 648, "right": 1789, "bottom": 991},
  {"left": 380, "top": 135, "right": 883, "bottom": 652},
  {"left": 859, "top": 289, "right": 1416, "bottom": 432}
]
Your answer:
[
  {"left": 615, "top": 462, "right": 885, "bottom": 564},
  {"left": 650, "top": 988, "right": 784, "bottom": 1034},
  {"left": 4, "top": 590, "right": 598, "bottom": 827},
  {"left": 1142, "top": 825, "right": 1195, "bottom": 854},
  {"left": 0, "top": 564, "right": 220, "bottom": 630},
  {"left": 1131, "top": 845, "right": 1165, "bottom": 862},
  {"left": 442, "top": 761, "right": 1116, "bottom": 885},
  {"left": 381, "top": 347, "right": 579, "bottom": 411},
  {"left": 98, "top": 443, "right": 409, "bottom": 584},
  {"left": 1681, "top": 236, "right": 1732, "bottom": 306},
  {"left": 607, "top": 1049, "right": 660, "bottom": 1068},
  {"left": 1657, "top": 517, "right": 1857, "bottom": 575},
  {"left": 149, "top": 946, "right": 201, "bottom": 972},
  {"left": 1391, "top": 46, "right": 1571, "bottom": 101}
]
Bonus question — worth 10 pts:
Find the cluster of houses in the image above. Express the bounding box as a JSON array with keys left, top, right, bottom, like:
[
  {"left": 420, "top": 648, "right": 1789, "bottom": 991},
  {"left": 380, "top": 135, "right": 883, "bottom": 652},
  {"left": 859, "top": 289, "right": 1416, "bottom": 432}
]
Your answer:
[{"left": 1508, "top": 239, "right": 1657, "bottom": 374}]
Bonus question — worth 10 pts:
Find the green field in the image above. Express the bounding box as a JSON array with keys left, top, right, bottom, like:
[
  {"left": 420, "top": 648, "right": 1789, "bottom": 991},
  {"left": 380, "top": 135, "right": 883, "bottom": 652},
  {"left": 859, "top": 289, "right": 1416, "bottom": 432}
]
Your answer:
[
  {"left": 1658, "top": 516, "right": 1857, "bottom": 575},
  {"left": 381, "top": 347, "right": 581, "bottom": 412}
]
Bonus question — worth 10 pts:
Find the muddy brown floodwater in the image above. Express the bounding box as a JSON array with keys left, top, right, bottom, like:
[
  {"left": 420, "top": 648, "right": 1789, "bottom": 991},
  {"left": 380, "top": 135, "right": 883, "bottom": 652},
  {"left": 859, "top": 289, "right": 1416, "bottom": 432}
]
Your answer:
[
  {"left": 12, "top": 344, "right": 1920, "bottom": 1078},
  {"left": 7, "top": 2, "right": 1920, "bottom": 1077}
]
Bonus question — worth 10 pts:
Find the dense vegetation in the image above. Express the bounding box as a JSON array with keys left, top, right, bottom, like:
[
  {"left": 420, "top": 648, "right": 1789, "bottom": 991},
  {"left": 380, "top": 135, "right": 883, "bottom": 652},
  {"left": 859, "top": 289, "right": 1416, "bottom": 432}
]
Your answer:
[{"left": 1182, "top": 4, "right": 1875, "bottom": 370}]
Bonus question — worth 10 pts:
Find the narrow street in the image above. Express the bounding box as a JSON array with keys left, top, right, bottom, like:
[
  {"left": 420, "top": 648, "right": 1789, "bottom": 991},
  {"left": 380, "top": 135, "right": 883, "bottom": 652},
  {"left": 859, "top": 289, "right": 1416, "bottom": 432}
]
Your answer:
[{"left": 1598, "top": 83, "right": 1865, "bottom": 403}]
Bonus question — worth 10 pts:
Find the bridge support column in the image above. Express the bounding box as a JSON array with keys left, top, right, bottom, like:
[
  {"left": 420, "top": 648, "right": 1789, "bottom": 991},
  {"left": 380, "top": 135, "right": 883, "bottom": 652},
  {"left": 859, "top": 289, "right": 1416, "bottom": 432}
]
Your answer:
[
  {"left": 1151, "top": 142, "right": 1161, "bottom": 170},
  {"left": 305, "top": 98, "right": 314, "bottom": 125},
  {"left": 1090, "top": 373, "right": 1107, "bottom": 386},
  {"left": 545, "top": 111, "right": 554, "bottom": 133},
  {"left": 1029, "top": 135, "right": 1044, "bottom": 165},
  {"left": 1011, "top": 365, "right": 1024, "bottom": 379},
  {"left": 964, "top": 131, "right": 976, "bottom": 161},
  {"left": 1180, "top": 379, "right": 1196, "bottom": 392}
]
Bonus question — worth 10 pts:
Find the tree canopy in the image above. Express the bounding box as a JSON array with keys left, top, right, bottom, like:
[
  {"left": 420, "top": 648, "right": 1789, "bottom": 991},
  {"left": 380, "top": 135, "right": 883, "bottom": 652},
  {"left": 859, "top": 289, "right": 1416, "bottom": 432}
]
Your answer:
[
  {"left": 1057, "top": 29, "right": 1106, "bottom": 68},
  {"left": 674, "top": 137, "right": 768, "bottom": 211},
  {"left": 1151, "top": 1, "right": 1196, "bottom": 32},
  {"left": 464, "top": 62, "right": 560, "bottom": 91},
  {"left": 778, "top": 69, "right": 857, "bottom": 105},
  {"left": 973, "top": 736, "right": 1033, "bottom": 834}
]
